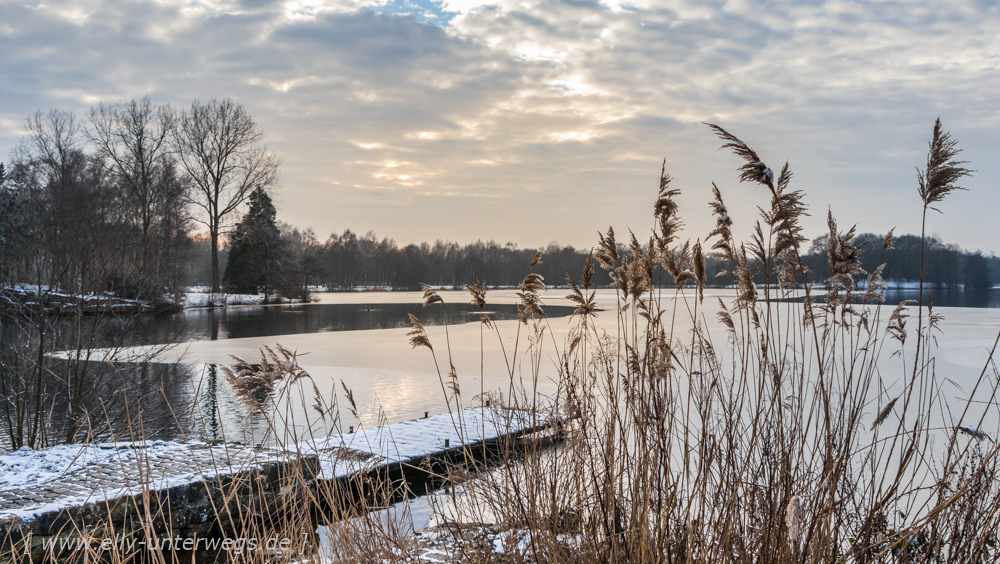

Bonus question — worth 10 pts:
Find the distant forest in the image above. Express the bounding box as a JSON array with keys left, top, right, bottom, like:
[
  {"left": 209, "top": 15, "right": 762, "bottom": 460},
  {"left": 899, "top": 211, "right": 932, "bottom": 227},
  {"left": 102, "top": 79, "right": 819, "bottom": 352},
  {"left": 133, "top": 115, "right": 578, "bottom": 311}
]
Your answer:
[
  {"left": 1, "top": 100, "right": 996, "bottom": 299},
  {"left": 3, "top": 147, "right": 996, "bottom": 296},
  {"left": 237, "top": 227, "right": 1000, "bottom": 292}
]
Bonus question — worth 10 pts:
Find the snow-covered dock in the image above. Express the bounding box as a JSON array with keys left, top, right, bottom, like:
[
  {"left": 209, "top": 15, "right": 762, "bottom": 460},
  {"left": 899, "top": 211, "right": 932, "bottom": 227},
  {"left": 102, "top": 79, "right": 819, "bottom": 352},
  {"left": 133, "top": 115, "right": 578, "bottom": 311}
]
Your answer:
[
  {"left": 302, "top": 407, "right": 551, "bottom": 479},
  {"left": 0, "top": 407, "right": 556, "bottom": 559}
]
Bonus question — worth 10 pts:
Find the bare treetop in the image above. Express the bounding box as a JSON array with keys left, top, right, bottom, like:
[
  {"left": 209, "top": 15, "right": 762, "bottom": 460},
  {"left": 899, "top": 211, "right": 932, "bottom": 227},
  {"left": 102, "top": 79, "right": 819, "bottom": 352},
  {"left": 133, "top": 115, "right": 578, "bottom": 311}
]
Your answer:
[
  {"left": 87, "top": 97, "right": 179, "bottom": 247},
  {"left": 173, "top": 98, "right": 279, "bottom": 293}
]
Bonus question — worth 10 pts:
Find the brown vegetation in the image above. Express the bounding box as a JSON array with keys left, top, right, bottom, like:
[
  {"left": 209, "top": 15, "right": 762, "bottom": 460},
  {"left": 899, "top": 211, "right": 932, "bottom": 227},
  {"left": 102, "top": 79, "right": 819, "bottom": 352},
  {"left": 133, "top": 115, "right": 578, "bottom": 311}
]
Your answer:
[{"left": 3, "top": 120, "right": 999, "bottom": 563}]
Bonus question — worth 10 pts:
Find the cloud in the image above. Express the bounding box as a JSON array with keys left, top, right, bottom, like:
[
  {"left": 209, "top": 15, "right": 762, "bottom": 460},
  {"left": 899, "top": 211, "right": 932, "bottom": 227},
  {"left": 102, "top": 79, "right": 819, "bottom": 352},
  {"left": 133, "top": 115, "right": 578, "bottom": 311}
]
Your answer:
[{"left": 1, "top": 0, "right": 998, "bottom": 250}]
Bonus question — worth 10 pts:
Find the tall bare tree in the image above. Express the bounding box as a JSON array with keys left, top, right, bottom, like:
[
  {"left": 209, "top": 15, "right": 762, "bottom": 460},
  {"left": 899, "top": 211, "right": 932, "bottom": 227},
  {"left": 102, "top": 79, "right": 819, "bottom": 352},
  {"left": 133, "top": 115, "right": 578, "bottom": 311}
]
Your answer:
[
  {"left": 10, "top": 109, "right": 111, "bottom": 294},
  {"left": 173, "top": 98, "right": 278, "bottom": 293},
  {"left": 87, "top": 97, "right": 176, "bottom": 253}
]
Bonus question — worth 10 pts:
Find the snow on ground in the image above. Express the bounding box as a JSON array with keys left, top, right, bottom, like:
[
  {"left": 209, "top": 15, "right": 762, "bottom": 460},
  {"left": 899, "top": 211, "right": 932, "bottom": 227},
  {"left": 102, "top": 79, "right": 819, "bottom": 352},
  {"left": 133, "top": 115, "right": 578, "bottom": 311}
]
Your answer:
[
  {"left": 2, "top": 285, "right": 307, "bottom": 311},
  {"left": 183, "top": 292, "right": 273, "bottom": 308},
  {"left": 0, "top": 441, "right": 190, "bottom": 491},
  {"left": 0, "top": 440, "right": 288, "bottom": 520},
  {"left": 181, "top": 287, "right": 305, "bottom": 308}
]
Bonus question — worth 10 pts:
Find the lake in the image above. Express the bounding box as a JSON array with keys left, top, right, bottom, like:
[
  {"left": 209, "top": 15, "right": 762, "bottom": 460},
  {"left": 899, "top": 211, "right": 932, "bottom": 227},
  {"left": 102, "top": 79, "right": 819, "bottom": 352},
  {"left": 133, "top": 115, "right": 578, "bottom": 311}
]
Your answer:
[
  {"left": 8, "top": 286, "right": 1000, "bottom": 450},
  {"left": 110, "top": 287, "right": 998, "bottom": 442},
  {"left": 5, "top": 286, "right": 1000, "bottom": 534},
  {"left": 772, "top": 286, "right": 1000, "bottom": 308},
  {"left": 124, "top": 301, "right": 576, "bottom": 345}
]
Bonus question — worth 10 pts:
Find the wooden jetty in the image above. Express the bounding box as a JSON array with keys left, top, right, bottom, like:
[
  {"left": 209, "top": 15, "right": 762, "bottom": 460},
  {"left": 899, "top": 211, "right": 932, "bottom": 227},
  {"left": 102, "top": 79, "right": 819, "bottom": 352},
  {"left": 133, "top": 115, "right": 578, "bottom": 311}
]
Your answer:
[{"left": 0, "top": 407, "right": 557, "bottom": 561}]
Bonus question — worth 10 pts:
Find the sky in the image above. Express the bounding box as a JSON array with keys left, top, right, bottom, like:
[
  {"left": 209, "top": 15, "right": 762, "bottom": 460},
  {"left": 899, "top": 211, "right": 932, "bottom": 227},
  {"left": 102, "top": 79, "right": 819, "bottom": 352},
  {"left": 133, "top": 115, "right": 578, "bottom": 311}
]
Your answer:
[{"left": 1, "top": 0, "right": 998, "bottom": 252}]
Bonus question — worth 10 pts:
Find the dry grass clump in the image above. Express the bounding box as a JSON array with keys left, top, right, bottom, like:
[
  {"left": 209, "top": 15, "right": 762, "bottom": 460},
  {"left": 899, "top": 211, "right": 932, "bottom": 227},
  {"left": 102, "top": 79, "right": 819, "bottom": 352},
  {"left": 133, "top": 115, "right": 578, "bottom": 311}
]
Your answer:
[{"left": 394, "top": 119, "right": 1000, "bottom": 563}]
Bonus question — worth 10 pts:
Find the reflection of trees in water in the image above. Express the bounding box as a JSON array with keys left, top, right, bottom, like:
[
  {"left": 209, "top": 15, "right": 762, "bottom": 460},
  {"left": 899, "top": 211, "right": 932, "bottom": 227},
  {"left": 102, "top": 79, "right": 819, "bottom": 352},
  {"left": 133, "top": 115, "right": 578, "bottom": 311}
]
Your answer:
[
  {"left": 141, "top": 302, "right": 578, "bottom": 346},
  {"left": 185, "top": 363, "right": 272, "bottom": 445},
  {"left": 892, "top": 288, "right": 1000, "bottom": 308},
  {"left": 200, "top": 364, "right": 221, "bottom": 443},
  {"left": 209, "top": 308, "right": 219, "bottom": 341},
  {"left": 0, "top": 314, "right": 191, "bottom": 451},
  {"left": 953, "top": 288, "right": 998, "bottom": 308}
]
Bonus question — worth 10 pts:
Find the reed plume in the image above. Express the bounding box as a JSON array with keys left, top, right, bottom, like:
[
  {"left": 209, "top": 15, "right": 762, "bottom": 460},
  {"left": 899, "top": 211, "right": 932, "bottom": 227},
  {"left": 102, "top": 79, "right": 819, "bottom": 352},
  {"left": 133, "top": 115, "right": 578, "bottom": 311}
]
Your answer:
[
  {"left": 705, "top": 122, "right": 772, "bottom": 187},
  {"left": 517, "top": 261, "right": 546, "bottom": 323},
  {"left": 421, "top": 284, "right": 443, "bottom": 307},
  {"left": 529, "top": 250, "right": 542, "bottom": 270},
  {"left": 716, "top": 297, "right": 735, "bottom": 332},
  {"left": 706, "top": 183, "right": 734, "bottom": 265},
  {"left": 692, "top": 239, "right": 706, "bottom": 303},
  {"left": 911, "top": 119, "right": 972, "bottom": 387},
  {"left": 861, "top": 263, "right": 887, "bottom": 304},
  {"left": 654, "top": 159, "right": 683, "bottom": 260},
  {"left": 734, "top": 245, "right": 758, "bottom": 310},
  {"left": 465, "top": 274, "right": 487, "bottom": 310},
  {"left": 219, "top": 345, "right": 308, "bottom": 415},
  {"left": 627, "top": 231, "right": 653, "bottom": 299},
  {"left": 883, "top": 228, "right": 896, "bottom": 251},
  {"left": 918, "top": 118, "right": 972, "bottom": 210},
  {"left": 870, "top": 396, "right": 899, "bottom": 431},
  {"left": 341, "top": 379, "right": 359, "bottom": 419},
  {"left": 407, "top": 313, "right": 433, "bottom": 350},
  {"left": 887, "top": 301, "right": 915, "bottom": 346},
  {"left": 824, "top": 210, "right": 869, "bottom": 311},
  {"left": 597, "top": 226, "right": 619, "bottom": 272},
  {"left": 566, "top": 259, "right": 597, "bottom": 320}
]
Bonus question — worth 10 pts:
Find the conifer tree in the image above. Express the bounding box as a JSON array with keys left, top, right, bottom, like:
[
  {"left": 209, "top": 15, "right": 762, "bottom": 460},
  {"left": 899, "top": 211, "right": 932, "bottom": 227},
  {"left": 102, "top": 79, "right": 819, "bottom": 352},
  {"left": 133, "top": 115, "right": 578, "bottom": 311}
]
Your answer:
[{"left": 223, "top": 187, "right": 283, "bottom": 300}]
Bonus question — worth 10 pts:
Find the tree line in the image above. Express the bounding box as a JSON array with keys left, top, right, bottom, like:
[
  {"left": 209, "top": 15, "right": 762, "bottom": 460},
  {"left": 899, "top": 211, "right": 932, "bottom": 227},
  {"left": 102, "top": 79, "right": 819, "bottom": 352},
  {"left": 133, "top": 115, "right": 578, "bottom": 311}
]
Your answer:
[
  {"left": 1, "top": 97, "right": 996, "bottom": 301},
  {"left": 262, "top": 227, "right": 998, "bottom": 292},
  {"left": 800, "top": 232, "right": 998, "bottom": 290},
  {"left": 0, "top": 97, "right": 276, "bottom": 306}
]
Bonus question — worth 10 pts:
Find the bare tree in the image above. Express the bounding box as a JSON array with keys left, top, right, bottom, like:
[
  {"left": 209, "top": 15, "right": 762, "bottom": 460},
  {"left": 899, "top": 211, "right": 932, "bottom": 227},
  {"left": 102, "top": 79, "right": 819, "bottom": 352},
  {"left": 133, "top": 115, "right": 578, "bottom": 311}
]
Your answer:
[
  {"left": 173, "top": 98, "right": 279, "bottom": 293},
  {"left": 15, "top": 109, "right": 83, "bottom": 192},
  {"left": 10, "top": 109, "right": 113, "bottom": 294},
  {"left": 87, "top": 97, "right": 177, "bottom": 254}
]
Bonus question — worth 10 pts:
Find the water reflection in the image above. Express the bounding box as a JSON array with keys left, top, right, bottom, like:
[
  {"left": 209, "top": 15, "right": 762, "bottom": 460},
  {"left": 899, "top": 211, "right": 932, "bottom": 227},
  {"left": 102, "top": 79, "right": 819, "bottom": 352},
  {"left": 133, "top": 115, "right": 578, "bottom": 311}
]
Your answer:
[
  {"left": 879, "top": 287, "right": 1000, "bottom": 308},
  {"left": 202, "top": 364, "right": 221, "bottom": 442},
  {"left": 125, "top": 302, "right": 576, "bottom": 346},
  {"left": 774, "top": 288, "right": 1000, "bottom": 308}
]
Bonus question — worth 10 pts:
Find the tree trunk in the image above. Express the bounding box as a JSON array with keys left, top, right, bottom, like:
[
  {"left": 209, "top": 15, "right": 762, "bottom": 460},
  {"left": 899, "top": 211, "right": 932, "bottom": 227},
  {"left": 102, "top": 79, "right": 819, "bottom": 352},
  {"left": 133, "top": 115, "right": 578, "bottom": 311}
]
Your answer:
[{"left": 211, "top": 229, "right": 220, "bottom": 294}]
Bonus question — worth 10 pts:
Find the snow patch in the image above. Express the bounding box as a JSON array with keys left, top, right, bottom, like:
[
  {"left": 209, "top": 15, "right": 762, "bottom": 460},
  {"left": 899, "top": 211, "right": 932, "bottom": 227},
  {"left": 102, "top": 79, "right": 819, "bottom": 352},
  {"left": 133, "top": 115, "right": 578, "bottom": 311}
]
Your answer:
[{"left": 301, "top": 407, "right": 553, "bottom": 479}]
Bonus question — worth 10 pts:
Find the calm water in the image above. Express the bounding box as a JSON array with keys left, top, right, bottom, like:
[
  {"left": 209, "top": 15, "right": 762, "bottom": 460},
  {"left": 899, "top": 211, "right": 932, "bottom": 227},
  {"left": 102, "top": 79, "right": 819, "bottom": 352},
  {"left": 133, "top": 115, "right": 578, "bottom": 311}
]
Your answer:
[
  {"left": 6, "top": 288, "right": 998, "bottom": 450},
  {"left": 124, "top": 301, "right": 577, "bottom": 346},
  {"left": 882, "top": 288, "right": 1000, "bottom": 308},
  {"left": 5, "top": 288, "right": 1000, "bottom": 535},
  {"left": 0, "top": 299, "right": 577, "bottom": 450},
  {"left": 771, "top": 288, "right": 1000, "bottom": 308}
]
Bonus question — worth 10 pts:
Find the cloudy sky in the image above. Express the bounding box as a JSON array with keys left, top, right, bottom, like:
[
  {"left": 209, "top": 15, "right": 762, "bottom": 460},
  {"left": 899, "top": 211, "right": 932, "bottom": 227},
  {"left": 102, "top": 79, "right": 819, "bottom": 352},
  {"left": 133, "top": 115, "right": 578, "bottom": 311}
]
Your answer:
[{"left": 1, "top": 0, "right": 998, "bottom": 252}]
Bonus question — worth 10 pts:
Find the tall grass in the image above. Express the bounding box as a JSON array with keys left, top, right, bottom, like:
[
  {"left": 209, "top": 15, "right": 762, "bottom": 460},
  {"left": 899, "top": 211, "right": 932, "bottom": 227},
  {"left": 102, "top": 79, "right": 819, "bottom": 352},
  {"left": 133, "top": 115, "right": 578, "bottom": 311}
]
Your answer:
[
  {"left": 4, "top": 120, "right": 998, "bottom": 563},
  {"left": 396, "top": 120, "right": 1000, "bottom": 563}
]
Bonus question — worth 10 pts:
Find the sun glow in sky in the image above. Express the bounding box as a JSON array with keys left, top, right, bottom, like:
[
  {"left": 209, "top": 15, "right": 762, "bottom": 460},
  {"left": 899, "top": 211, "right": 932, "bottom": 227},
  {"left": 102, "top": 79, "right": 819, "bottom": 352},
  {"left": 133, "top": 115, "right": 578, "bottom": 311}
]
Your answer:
[{"left": 1, "top": 0, "right": 999, "bottom": 251}]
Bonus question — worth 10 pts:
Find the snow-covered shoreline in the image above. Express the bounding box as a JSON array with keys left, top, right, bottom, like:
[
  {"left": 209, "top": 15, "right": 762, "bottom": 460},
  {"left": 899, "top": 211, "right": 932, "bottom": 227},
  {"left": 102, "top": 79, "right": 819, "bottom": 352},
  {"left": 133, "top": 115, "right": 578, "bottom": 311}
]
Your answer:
[
  {"left": 0, "top": 284, "right": 310, "bottom": 315},
  {"left": 181, "top": 290, "right": 305, "bottom": 308}
]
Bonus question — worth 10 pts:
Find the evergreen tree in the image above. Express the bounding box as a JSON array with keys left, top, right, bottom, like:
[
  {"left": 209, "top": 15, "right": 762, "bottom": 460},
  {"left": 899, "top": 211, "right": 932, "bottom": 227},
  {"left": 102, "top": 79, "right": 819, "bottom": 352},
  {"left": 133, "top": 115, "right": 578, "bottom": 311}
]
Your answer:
[
  {"left": 965, "top": 251, "right": 992, "bottom": 290},
  {"left": 223, "top": 187, "right": 282, "bottom": 299}
]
